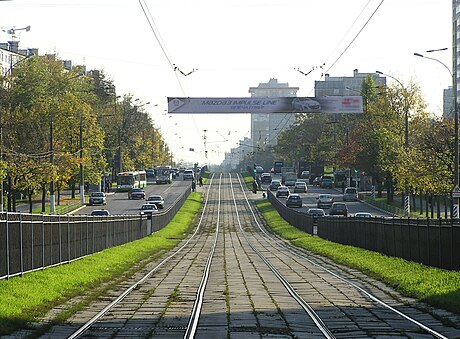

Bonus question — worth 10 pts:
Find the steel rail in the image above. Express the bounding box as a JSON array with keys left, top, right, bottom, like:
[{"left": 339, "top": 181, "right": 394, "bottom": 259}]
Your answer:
[
  {"left": 228, "top": 174, "right": 335, "bottom": 339},
  {"left": 68, "top": 174, "right": 216, "bottom": 339},
  {"left": 184, "top": 173, "right": 222, "bottom": 338},
  {"left": 235, "top": 173, "right": 448, "bottom": 339}
]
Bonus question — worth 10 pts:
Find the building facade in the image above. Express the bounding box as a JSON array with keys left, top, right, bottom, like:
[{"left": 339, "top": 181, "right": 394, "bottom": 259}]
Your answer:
[
  {"left": 248, "top": 78, "right": 299, "bottom": 150},
  {"left": 314, "top": 69, "right": 386, "bottom": 97}
]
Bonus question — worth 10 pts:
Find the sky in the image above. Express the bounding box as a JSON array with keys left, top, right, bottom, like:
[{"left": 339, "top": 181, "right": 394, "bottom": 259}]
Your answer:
[{"left": 0, "top": 0, "right": 452, "bottom": 166}]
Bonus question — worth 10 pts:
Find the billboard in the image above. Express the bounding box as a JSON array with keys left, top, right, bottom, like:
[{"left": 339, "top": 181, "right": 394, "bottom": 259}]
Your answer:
[{"left": 167, "top": 96, "right": 363, "bottom": 114}]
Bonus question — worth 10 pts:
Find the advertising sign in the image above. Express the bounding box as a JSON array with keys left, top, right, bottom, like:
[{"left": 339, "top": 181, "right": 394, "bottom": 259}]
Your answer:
[{"left": 167, "top": 96, "right": 363, "bottom": 114}]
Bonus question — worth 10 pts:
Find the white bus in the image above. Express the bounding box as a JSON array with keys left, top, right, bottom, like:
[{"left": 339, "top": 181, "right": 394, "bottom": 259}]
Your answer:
[{"left": 116, "top": 170, "right": 147, "bottom": 191}]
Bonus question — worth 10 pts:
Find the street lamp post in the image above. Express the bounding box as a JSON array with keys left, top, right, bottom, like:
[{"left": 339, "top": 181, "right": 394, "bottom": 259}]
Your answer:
[
  {"left": 414, "top": 51, "right": 458, "bottom": 218},
  {"left": 376, "top": 71, "right": 410, "bottom": 216}
]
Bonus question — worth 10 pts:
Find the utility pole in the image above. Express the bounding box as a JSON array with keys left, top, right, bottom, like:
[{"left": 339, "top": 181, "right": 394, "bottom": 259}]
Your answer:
[
  {"left": 49, "top": 109, "right": 55, "bottom": 214},
  {"left": 79, "top": 116, "right": 84, "bottom": 204}
]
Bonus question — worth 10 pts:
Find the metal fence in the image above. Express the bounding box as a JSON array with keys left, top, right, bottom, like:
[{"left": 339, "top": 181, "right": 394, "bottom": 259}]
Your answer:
[
  {"left": 267, "top": 191, "right": 460, "bottom": 271},
  {"left": 0, "top": 188, "right": 190, "bottom": 280}
]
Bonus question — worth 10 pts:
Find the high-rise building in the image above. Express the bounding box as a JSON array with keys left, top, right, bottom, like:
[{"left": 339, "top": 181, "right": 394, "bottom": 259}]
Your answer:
[
  {"left": 453, "top": 1, "right": 460, "bottom": 112},
  {"left": 314, "top": 69, "right": 386, "bottom": 97},
  {"left": 248, "top": 78, "right": 299, "bottom": 150},
  {"left": 444, "top": 86, "right": 454, "bottom": 117}
]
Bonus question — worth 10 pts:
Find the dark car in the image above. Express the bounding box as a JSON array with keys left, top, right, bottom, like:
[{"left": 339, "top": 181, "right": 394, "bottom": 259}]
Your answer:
[
  {"left": 90, "top": 209, "right": 110, "bottom": 216},
  {"left": 329, "top": 202, "right": 348, "bottom": 217},
  {"left": 286, "top": 194, "right": 302, "bottom": 208},
  {"left": 128, "top": 188, "right": 145, "bottom": 200},
  {"left": 139, "top": 203, "right": 158, "bottom": 219},
  {"left": 88, "top": 192, "right": 106, "bottom": 206},
  {"left": 147, "top": 195, "right": 165, "bottom": 209},
  {"left": 321, "top": 178, "right": 333, "bottom": 189},
  {"left": 269, "top": 180, "right": 282, "bottom": 191}
]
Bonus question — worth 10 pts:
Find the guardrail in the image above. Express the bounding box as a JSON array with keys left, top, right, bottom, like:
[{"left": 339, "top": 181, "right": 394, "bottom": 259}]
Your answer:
[
  {"left": 266, "top": 190, "right": 460, "bottom": 271},
  {"left": 0, "top": 188, "right": 190, "bottom": 280}
]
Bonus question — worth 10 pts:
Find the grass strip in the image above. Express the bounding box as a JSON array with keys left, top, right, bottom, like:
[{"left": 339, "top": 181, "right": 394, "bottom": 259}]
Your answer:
[
  {"left": 255, "top": 200, "right": 460, "bottom": 315},
  {"left": 0, "top": 192, "right": 202, "bottom": 335}
]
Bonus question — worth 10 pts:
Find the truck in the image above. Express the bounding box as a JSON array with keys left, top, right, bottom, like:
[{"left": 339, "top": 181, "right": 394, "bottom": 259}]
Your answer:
[
  {"left": 309, "top": 164, "right": 324, "bottom": 184},
  {"left": 298, "top": 161, "right": 309, "bottom": 178},
  {"left": 283, "top": 172, "right": 298, "bottom": 187},
  {"left": 281, "top": 166, "right": 295, "bottom": 184},
  {"left": 273, "top": 160, "right": 284, "bottom": 174},
  {"left": 155, "top": 165, "right": 173, "bottom": 184}
]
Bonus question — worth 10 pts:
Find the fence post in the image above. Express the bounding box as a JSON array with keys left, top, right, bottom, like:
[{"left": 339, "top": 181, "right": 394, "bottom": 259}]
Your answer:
[
  {"left": 20, "top": 213, "right": 23, "bottom": 276},
  {"left": 6, "top": 213, "right": 9, "bottom": 279},
  {"left": 59, "top": 215, "right": 62, "bottom": 263},
  {"left": 42, "top": 214, "right": 45, "bottom": 270}
]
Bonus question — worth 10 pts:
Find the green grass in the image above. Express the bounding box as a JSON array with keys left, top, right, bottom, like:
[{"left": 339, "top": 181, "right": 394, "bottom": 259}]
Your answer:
[
  {"left": 256, "top": 200, "right": 460, "bottom": 315},
  {"left": 0, "top": 192, "right": 202, "bottom": 336}
]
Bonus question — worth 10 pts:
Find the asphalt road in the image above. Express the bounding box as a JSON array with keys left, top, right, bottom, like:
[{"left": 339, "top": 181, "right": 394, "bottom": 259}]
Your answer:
[
  {"left": 77, "top": 176, "right": 193, "bottom": 216},
  {"left": 263, "top": 175, "right": 395, "bottom": 217}
]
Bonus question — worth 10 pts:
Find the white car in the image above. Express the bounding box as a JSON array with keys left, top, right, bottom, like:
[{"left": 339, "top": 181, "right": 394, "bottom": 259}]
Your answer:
[
  {"left": 293, "top": 181, "right": 307, "bottom": 193},
  {"left": 291, "top": 97, "right": 321, "bottom": 112}
]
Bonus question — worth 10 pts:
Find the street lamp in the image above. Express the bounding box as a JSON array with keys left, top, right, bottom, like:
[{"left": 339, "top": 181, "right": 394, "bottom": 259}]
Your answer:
[
  {"left": 376, "top": 70, "right": 410, "bottom": 216},
  {"left": 414, "top": 51, "right": 458, "bottom": 218}
]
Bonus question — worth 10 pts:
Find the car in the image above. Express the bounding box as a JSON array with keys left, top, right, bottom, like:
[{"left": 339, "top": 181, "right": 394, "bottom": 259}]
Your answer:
[
  {"left": 147, "top": 195, "right": 165, "bottom": 209},
  {"left": 269, "top": 180, "right": 282, "bottom": 191},
  {"left": 300, "top": 170, "right": 310, "bottom": 179},
  {"left": 293, "top": 181, "right": 307, "bottom": 193},
  {"left": 90, "top": 209, "right": 110, "bottom": 216},
  {"left": 255, "top": 166, "right": 264, "bottom": 174},
  {"left": 317, "top": 194, "right": 334, "bottom": 208},
  {"left": 276, "top": 185, "right": 290, "bottom": 198},
  {"left": 128, "top": 187, "right": 145, "bottom": 200},
  {"left": 343, "top": 187, "right": 359, "bottom": 201},
  {"left": 183, "top": 169, "right": 195, "bottom": 180},
  {"left": 291, "top": 97, "right": 321, "bottom": 112},
  {"left": 260, "top": 173, "right": 272, "bottom": 184},
  {"left": 354, "top": 212, "right": 372, "bottom": 218},
  {"left": 312, "top": 177, "right": 321, "bottom": 186},
  {"left": 286, "top": 194, "right": 302, "bottom": 208},
  {"left": 321, "top": 178, "right": 333, "bottom": 189},
  {"left": 139, "top": 203, "right": 158, "bottom": 218},
  {"left": 307, "top": 208, "right": 326, "bottom": 217},
  {"left": 88, "top": 192, "right": 106, "bottom": 206},
  {"left": 146, "top": 168, "right": 155, "bottom": 178},
  {"left": 329, "top": 202, "right": 348, "bottom": 217}
]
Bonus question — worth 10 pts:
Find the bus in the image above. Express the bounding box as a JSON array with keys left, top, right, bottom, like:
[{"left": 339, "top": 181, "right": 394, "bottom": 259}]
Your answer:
[
  {"left": 155, "top": 165, "right": 173, "bottom": 184},
  {"left": 273, "top": 160, "right": 284, "bottom": 174},
  {"left": 116, "top": 170, "right": 147, "bottom": 191}
]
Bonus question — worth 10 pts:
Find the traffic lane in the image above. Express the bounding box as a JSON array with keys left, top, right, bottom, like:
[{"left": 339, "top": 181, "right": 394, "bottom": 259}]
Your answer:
[
  {"left": 276, "top": 185, "right": 394, "bottom": 217},
  {"left": 79, "top": 179, "right": 191, "bottom": 215}
]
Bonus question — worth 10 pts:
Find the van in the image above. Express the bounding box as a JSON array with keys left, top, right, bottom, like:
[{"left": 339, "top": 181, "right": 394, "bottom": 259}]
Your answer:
[{"left": 343, "top": 187, "right": 358, "bottom": 201}]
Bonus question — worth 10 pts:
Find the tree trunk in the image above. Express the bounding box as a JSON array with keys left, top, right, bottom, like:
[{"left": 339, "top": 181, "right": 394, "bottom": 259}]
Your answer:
[
  {"left": 28, "top": 189, "right": 33, "bottom": 213},
  {"left": 7, "top": 175, "right": 11, "bottom": 212}
]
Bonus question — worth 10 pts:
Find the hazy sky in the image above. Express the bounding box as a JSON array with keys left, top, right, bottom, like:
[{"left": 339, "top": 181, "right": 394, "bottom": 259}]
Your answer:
[{"left": 0, "top": 0, "right": 452, "bottom": 165}]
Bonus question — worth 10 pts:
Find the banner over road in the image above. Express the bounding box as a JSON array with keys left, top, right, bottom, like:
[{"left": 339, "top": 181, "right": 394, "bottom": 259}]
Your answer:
[{"left": 167, "top": 96, "right": 363, "bottom": 114}]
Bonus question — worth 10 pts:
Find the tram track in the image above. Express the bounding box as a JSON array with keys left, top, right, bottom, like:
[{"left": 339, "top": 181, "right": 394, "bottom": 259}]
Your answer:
[
  {"left": 62, "top": 173, "right": 221, "bottom": 338},
  {"left": 30, "top": 173, "right": 460, "bottom": 338},
  {"left": 231, "top": 173, "right": 455, "bottom": 338}
]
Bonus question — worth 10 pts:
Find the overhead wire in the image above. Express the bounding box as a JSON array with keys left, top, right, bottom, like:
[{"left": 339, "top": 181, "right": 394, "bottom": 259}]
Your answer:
[
  {"left": 138, "top": 0, "right": 203, "bottom": 158},
  {"left": 323, "top": 0, "right": 386, "bottom": 75}
]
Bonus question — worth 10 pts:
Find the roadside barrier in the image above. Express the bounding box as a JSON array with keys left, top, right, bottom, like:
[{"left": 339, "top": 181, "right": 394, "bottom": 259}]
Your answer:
[
  {"left": 266, "top": 190, "right": 460, "bottom": 271},
  {"left": 0, "top": 188, "right": 190, "bottom": 280}
]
